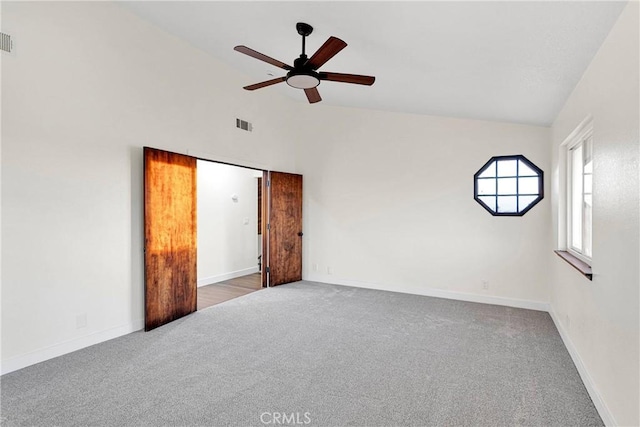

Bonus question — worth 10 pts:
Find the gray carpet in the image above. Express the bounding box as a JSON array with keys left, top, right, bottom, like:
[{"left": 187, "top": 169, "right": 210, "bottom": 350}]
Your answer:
[{"left": 1, "top": 281, "right": 602, "bottom": 426}]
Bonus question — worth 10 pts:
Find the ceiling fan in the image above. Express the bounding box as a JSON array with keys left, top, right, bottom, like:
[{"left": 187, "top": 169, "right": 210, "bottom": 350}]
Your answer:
[{"left": 234, "top": 22, "right": 375, "bottom": 104}]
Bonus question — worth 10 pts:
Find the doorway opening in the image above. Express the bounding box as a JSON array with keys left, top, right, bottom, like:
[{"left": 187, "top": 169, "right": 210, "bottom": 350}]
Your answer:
[{"left": 196, "top": 160, "right": 263, "bottom": 310}]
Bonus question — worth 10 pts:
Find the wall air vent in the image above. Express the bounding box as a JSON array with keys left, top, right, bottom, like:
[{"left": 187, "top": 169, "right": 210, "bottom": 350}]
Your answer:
[
  {"left": 0, "top": 33, "right": 12, "bottom": 53},
  {"left": 236, "top": 118, "right": 252, "bottom": 132}
]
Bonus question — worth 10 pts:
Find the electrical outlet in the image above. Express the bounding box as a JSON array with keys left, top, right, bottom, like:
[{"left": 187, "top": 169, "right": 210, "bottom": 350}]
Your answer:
[
  {"left": 481, "top": 280, "right": 489, "bottom": 290},
  {"left": 312, "top": 263, "right": 319, "bottom": 272},
  {"left": 327, "top": 266, "right": 333, "bottom": 275}
]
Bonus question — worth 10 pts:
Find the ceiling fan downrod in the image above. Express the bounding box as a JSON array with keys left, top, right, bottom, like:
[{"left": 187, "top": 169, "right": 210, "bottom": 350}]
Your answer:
[{"left": 296, "top": 22, "right": 313, "bottom": 63}]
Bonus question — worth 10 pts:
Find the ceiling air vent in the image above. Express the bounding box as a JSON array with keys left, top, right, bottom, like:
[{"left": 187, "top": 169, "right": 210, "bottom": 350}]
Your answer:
[
  {"left": 236, "top": 118, "right": 252, "bottom": 132},
  {"left": 0, "top": 33, "right": 12, "bottom": 53}
]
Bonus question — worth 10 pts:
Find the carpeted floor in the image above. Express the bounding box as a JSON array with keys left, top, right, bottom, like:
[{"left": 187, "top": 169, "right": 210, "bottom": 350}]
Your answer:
[{"left": 1, "top": 281, "right": 602, "bottom": 426}]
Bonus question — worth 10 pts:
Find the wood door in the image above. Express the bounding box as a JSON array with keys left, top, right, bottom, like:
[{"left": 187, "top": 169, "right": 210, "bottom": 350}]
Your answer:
[
  {"left": 261, "top": 171, "right": 269, "bottom": 288},
  {"left": 144, "top": 147, "right": 197, "bottom": 331},
  {"left": 267, "top": 171, "right": 303, "bottom": 286}
]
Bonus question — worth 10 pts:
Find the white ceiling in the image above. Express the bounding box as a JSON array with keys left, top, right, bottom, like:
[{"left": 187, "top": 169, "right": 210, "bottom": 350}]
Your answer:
[{"left": 120, "top": 1, "right": 627, "bottom": 126}]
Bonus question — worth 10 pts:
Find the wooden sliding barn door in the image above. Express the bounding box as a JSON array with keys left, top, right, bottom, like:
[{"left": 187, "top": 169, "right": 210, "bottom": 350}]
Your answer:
[
  {"left": 144, "top": 147, "right": 197, "bottom": 331},
  {"left": 261, "top": 171, "right": 269, "bottom": 288},
  {"left": 267, "top": 171, "right": 303, "bottom": 286}
]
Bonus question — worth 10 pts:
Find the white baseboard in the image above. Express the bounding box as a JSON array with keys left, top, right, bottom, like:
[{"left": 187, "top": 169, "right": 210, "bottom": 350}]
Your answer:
[
  {"left": 198, "top": 267, "right": 259, "bottom": 287},
  {"left": 1, "top": 319, "right": 144, "bottom": 376},
  {"left": 548, "top": 308, "right": 616, "bottom": 427},
  {"left": 305, "top": 275, "right": 550, "bottom": 312}
]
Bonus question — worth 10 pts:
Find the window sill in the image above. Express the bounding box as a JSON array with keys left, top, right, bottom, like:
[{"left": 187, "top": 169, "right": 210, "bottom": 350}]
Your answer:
[{"left": 554, "top": 250, "right": 592, "bottom": 280}]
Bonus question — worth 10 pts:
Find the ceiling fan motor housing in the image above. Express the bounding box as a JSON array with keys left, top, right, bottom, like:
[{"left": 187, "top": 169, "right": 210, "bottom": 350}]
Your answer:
[{"left": 286, "top": 53, "right": 320, "bottom": 89}]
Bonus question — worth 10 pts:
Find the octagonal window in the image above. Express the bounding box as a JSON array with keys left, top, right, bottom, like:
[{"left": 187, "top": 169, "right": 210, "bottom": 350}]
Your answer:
[{"left": 474, "top": 155, "right": 543, "bottom": 216}]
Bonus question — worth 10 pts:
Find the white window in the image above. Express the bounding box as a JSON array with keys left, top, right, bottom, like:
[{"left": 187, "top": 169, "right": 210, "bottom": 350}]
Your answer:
[{"left": 567, "top": 126, "right": 593, "bottom": 263}]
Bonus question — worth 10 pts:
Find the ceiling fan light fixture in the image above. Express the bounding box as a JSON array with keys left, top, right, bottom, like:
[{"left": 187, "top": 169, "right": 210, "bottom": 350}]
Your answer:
[{"left": 286, "top": 71, "right": 320, "bottom": 89}]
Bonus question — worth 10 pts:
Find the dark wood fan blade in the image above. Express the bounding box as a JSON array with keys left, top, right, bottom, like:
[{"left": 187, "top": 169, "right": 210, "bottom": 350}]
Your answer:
[
  {"left": 243, "top": 77, "right": 286, "bottom": 91},
  {"left": 234, "top": 46, "right": 293, "bottom": 71},
  {"left": 306, "top": 37, "right": 347, "bottom": 70},
  {"left": 304, "top": 87, "right": 322, "bottom": 104},
  {"left": 320, "top": 72, "right": 375, "bottom": 86}
]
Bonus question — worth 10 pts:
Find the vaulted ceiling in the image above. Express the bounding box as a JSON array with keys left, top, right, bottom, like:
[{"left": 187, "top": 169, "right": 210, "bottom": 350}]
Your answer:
[{"left": 121, "top": 1, "right": 627, "bottom": 126}]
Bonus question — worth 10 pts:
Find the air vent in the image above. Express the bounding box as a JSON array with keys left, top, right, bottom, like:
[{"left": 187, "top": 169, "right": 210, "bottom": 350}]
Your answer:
[
  {"left": 236, "top": 118, "right": 252, "bottom": 132},
  {"left": 0, "top": 33, "right": 12, "bottom": 53}
]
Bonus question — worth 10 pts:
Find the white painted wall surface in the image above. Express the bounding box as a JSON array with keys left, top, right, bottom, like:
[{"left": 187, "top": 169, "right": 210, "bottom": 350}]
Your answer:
[
  {"left": 1, "top": 2, "right": 298, "bottom": 373},
  {"left": 197, "top": 161, "right": 259, "bottom": 286},
  {"left": 549, "top": 3, "right": 639, "bottom": 425},
  {"left": 296, "top": 107, "right": 551, "bottom": 307}
]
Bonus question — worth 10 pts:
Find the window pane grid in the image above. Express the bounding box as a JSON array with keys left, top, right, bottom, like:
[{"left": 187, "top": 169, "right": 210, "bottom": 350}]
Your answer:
[
  {"left": 582, "top": 137, "right": 593, "bottom": 257},
  {"left": 477, "top": 174, "right": 537, "bottom": 179},
  {"left": 474, "top": 155, "right": 543, "bottom": 216},
  {"left": 516, "top": 160, "right": 519, "bottom": 212},
  {"left": 570, "top": 143, "right": 584, "bottom": 253},
  {"left": 567, "top": 130, "right": 592, "bottom": 263},
  {"left": 478, "top": 193, "right": 539, "bottom": 197}
]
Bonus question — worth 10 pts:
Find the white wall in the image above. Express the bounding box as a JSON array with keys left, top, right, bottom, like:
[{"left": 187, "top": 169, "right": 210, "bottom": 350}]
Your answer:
[
  {"left": 197, "top": 161, "right": 260, "bottom": 285},
  {"left": 0, "top": 2, "right": 298, "bottom": 373},
  {"left": 296, "top": 106, "right": 551, "bottom": 308},
  {"left": 549, "top": 2, "right": 639, "bottom": 426}
]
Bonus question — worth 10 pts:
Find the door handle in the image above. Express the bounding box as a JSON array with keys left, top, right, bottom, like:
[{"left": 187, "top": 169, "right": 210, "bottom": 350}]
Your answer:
[{"left": 297, "top": 232, "right": 303, "bottom": 237}]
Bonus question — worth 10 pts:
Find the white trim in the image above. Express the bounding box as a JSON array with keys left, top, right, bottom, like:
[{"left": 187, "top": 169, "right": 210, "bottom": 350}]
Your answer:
[
  {"left": 548, "top": 308, "right": 616, "bottom": 426},
  {"left": 0, "top": 319, "right": 144, "bottom": 376},
  {"left": 304, "top": 275, "right": 550, "bottom": 312},
  {"left": 187, "top": 149, "right": 268, "bottom": 172},
  {"left": 561, "top": 115, "right": 593, "bottom": 263},
  {"left": 560, "top": 115, "right": 594, "bottom": 149},
  {"left": 197, "top": 266, "right": 259, "bottom": 287}
]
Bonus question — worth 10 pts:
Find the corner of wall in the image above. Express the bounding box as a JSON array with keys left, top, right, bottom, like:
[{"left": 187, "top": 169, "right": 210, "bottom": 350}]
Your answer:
[{"left": 547, "top": 307, "right": 617, "bottom": 426}]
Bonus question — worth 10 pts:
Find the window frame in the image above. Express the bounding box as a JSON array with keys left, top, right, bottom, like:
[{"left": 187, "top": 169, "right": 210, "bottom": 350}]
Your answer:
[
  {"left": 566, "top": 125, "right": 593, "bottom": 265},
  {"left": 473, "top": 154, "right": 544, "bottom": 216}
]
